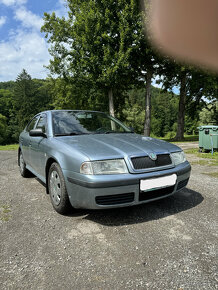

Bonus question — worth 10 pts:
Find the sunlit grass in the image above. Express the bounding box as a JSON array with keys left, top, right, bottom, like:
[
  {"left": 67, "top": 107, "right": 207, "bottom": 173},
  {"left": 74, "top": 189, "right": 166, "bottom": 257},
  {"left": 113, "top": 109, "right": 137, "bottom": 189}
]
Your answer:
[
  {"left": 158, "top": 134, "right": 199, "bottom": 143},
  {"left": 190, "top": 160, "right": 218, "bottom": 166},
  {"left": 0, "top": 144, "right": 19, "bottom": 151},
  {"left": 184, "top": 148, "right": 218, "bottom": 161},
  {"left": 203, "top": 172, "right": 218, "bottom": 178}
]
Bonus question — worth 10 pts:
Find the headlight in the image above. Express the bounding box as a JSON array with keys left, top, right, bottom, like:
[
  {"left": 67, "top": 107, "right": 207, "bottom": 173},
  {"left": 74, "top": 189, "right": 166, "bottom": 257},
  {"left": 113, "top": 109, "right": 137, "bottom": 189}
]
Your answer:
[
  {"left": 80, "top": 159, "right": 128, "bottom": 175},
  {"left": 170, "top": 151, "right": 186, "bottom": 165}
]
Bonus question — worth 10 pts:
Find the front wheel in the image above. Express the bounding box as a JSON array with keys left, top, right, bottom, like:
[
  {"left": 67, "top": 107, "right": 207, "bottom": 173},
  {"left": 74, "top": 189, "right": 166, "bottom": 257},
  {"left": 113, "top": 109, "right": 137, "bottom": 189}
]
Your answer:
[{"left": 48, "top": 162, "right": 72, "bottom": 214}]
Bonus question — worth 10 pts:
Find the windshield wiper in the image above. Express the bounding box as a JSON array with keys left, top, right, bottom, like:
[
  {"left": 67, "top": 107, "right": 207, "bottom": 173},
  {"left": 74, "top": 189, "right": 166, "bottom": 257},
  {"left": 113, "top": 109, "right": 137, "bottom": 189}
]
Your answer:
[
  {"left": 123, "top": 131, "right": 134, "bottom": 133},
  {"left": 94, "top": 131, "right": 132, "bottom": 134},
  {"left": 54, "top": 132, "right": 85, "bottom": 137}
]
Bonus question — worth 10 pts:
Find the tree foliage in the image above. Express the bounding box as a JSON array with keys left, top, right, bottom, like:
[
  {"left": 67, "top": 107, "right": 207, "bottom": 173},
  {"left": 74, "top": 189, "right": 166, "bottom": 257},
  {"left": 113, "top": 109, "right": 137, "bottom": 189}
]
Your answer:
[
  {"left": 0, "top": 70, "right": 52, "bottom": 144},
  {"left": 122, "top": 86, "right": 179, "bottom": 136},
  {"left": 199, "top": 102, "right": 218, "bottom": 125},
  {"left": 0, "top": 2, "right": 217, "bottom": 145},
  {"left": 159, "top": 59, "right": 218, "bottom": 140},
  {"left": 41, "top": 0, "right": 154, "bottom": 117},
  {"left": 0, "top": 113, "right": 8, "bottom": 145}
]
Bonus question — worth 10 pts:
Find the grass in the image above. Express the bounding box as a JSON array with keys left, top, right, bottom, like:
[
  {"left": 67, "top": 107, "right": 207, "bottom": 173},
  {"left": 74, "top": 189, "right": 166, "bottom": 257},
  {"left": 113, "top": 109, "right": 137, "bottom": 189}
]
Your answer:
[
  {"left": 184, "top": 148, "right": 218, "bottom": 161},
  {"left": 159, "top": 134, "right": 199, "bottom": 143},
  {"left": 190, "top": 160, "right": 218, "bottom": 166},
  {"left": 0, "top": 144, "right": 19, "bottom": 151},
  {"left": 0, "top": 205, "right": 11, "bottom": 222},
  {"left": 203, "top": 172, "right": 218, "bottom": 178}
]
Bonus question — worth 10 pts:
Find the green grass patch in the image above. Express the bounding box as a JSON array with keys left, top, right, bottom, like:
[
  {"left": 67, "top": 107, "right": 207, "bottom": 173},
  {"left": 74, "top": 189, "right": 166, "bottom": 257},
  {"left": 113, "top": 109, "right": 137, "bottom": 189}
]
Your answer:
[
  {"left": 184, "top": 148, "right": 218, "bottom": 161},
  {"left": 0, "top": 204, "right": 11, "bottom": 222},
  {"left": 159, "top": 134, "right": 199, "bottom": 143},
  {"left": 0, "top": 144, "right": 19, "bottom": 151},
  {"left": 190, "top": 160, "right": 218, "bottom": 166},
  {"left": 203, "top": 172, "right": 218, "bottom": 178}
]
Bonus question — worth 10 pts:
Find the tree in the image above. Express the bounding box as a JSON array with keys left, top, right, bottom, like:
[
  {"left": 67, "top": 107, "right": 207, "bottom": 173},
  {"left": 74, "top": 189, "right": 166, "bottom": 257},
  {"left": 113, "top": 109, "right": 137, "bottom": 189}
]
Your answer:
[
  {"left": 0, "top": 88, "right": 13, "bottom": 119},
  {"left": 12, "top": 69, "right": 37, "bottom": 131},
  {"left": 42, "top": 0, "right": 153, "bottom": 117},
  {"left": 0, "top": 76, "right": 52, "bottom": 144},
  {"left": 0, "top": 88, "right": 14, "bottom": 144},
  {"left": 131, "top": 1, "right": 164, "bottom": 136},
  {"left": 10, "top": 70, "right": 52, "bottom": 141},
  {"left": 0, "top": 114, "right": 8, "bottom": 145},
  {"left": 199, "top": 102, "right": 218, "bottom": 125},
  {"left": 47, "top": 76, "right": 108, "bottom": 111},
  {"left": 122, "top": 85, "right": 179, "bottom": 136},
  {"left": 159, "top": 50, "right": 218, "bottom": 140}
]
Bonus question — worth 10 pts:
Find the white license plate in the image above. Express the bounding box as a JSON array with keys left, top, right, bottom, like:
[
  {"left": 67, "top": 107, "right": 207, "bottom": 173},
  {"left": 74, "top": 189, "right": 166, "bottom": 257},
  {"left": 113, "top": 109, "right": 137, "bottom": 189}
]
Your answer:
[{"left": 140, "top": 174, "right": 177, "bottom": 191}]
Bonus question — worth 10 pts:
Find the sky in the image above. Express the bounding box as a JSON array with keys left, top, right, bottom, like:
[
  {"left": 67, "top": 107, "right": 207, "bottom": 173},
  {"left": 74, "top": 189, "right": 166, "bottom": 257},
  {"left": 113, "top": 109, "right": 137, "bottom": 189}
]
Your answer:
[
  {"left": 0, "top": 0, "right": 173, "bottom": 92},
  {"left": 0, "top": 0, "right": 67, "bottom": 82}
]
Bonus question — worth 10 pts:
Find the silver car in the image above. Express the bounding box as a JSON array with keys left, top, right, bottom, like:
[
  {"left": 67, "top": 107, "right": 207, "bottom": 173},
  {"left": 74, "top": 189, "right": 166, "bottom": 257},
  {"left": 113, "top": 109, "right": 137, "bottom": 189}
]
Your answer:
[{"left": 18, "top": 110, "right": 191, "bottom": 214}]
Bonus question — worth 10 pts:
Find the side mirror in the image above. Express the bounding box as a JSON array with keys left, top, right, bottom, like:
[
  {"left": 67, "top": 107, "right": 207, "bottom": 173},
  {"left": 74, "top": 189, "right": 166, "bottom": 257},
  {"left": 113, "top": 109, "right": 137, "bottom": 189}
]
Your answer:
[{"left": 29, "top": 129, "right": 47, "bottom": 138}]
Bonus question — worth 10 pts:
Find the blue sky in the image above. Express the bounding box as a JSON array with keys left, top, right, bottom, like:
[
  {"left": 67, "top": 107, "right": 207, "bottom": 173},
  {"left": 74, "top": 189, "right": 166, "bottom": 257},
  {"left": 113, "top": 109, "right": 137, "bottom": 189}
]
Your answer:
[
  {"left": 0, "top": 0, "right": 67, "bottom": 81},
  {"left": 0, "top": 0, "right": 176, "bottom": 93}
]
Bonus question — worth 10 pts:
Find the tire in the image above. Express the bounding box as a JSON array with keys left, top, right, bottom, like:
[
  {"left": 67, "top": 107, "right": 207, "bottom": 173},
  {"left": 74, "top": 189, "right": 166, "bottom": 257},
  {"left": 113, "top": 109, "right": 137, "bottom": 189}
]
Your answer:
[
  {"left": 19, "top": 150, "right": 31, "bottom": 177},
  {"left": 48, "top": 162, "right": 72, "bottom": 214}
]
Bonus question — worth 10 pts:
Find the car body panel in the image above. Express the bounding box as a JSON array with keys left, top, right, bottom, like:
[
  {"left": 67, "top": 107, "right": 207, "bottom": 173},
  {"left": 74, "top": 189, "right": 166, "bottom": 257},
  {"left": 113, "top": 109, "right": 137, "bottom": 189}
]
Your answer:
[
  {"left": 19, "top": 110, "right": 191, "bottom": 210},
  {"left": 56, "top": 133, "right": 180, "bottom": 160},
  {"left": 64, "top": 165, "right": 191, "bottom": 209}
]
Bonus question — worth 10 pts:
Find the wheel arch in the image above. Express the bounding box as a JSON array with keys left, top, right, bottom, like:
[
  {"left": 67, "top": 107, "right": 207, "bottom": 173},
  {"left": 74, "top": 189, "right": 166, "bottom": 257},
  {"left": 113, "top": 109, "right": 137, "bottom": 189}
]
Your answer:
[
  {"left": 45, "top": 157, "right": 58, "bottom": 194},
  {"left": 18, "top": 147, "right": 21, "bottom": 166}
]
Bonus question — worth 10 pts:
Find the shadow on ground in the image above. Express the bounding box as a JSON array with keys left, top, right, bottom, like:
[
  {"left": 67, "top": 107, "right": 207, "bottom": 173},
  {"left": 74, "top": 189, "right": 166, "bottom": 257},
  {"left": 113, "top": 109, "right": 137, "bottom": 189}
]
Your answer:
[{"left": 65, "top": 188, "right": 204, "bottom": 226}]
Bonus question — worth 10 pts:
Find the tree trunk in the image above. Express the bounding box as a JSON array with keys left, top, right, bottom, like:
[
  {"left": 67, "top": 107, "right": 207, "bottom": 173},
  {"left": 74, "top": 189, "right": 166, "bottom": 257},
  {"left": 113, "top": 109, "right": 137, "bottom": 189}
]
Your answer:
[
  {"left": 143, "top": 69, "right": 152, "bottom": 136},
  {"left": 108, "top": 88, "right": 115, "bottom": 117},
  {"left": 175, "top": 71, "right": 187, "bottom": 141}
]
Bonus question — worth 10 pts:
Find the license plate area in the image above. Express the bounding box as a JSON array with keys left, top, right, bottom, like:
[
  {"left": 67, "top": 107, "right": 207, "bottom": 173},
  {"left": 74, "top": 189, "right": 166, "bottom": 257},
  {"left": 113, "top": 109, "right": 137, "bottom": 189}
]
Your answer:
[{"left": 140, "top": 174, "right": 177, "bottom": 192}]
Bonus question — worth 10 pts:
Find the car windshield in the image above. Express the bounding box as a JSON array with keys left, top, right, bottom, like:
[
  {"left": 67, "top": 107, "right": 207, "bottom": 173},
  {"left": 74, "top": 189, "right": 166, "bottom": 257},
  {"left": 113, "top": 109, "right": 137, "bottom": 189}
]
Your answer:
[{"left": 52, "top": 111, "right": 132, "bottom": 136}]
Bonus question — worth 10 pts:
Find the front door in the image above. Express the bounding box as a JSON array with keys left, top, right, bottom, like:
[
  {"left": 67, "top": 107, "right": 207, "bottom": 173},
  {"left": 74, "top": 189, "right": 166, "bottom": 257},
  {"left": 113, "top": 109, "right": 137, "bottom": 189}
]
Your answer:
[{"left": 29, "top": 114, "right": 48, "bottom": 180}]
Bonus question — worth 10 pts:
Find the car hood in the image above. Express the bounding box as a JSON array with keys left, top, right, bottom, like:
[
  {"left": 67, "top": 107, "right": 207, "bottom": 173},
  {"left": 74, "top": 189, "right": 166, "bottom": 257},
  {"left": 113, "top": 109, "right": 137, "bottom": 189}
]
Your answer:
[{"left": 55, "top": 133, "right": 181, "bottom": 161}]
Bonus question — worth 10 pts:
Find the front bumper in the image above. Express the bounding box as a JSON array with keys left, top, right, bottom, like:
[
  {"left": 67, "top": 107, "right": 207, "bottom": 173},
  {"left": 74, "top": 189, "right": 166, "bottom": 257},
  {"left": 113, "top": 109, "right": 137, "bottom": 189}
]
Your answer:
[{"left": 63, "top": 161, "right": 191, "bottom": 209}]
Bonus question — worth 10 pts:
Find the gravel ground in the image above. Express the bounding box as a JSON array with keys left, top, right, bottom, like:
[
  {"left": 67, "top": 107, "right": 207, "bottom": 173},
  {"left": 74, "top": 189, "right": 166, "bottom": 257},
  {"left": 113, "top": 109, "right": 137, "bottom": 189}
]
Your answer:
[{"left": 0, "top": 148, "right": 217, "bottom": 290}]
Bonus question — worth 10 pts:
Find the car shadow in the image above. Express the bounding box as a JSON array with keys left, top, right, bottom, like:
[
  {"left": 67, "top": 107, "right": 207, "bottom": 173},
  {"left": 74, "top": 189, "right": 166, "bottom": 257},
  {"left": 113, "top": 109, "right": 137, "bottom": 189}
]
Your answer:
[
  {"left": 35, "top": 177, "right": 46, "bottom": 187},
  {"left": 66, "top": 188, "right": 204, "bottom": 226}
]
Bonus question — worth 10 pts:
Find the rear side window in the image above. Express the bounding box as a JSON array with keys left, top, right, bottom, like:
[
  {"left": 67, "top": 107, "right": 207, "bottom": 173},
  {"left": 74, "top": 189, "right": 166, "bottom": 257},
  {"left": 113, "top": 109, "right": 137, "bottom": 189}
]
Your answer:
[
  {"left": 36, "top": 114, "right": 47, "bottom": 133},
  {"left": 26, "top": 116, "right": 39, "bottom": 132}
]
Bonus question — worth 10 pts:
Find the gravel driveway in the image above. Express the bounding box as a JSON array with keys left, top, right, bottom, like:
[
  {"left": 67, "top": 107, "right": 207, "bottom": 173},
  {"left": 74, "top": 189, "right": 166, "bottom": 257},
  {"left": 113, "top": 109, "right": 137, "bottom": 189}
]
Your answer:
[{"left": 0, "top": 148, "right": 217, "bottom": 289}]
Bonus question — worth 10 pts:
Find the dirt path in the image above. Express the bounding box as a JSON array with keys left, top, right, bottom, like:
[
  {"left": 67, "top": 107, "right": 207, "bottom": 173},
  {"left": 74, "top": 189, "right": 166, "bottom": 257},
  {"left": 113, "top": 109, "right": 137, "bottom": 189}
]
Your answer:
[{"left": 0, "top": 150, "right": 217, "bottom": 289}]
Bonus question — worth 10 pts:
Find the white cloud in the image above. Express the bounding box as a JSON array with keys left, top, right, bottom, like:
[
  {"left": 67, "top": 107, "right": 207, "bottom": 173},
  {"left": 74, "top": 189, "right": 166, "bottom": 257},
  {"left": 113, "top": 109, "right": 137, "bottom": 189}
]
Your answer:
[
  {"left": 14, "top": 7, "right": 43, "bottom": 30},
  {"left": 0, "top": 0, "right": 27, "bottom": 7},
  {"left": 54, "top": 0, "right": 68, "bottom": 18},
  {"left": 0, "top": 0, "right": 67, "bottom": 81},
  {"left": 0, "top": 30, "right": 50, "bottom": 81},
  {"left": 0, "top": 16, "right": 6, "bottom": 27}
]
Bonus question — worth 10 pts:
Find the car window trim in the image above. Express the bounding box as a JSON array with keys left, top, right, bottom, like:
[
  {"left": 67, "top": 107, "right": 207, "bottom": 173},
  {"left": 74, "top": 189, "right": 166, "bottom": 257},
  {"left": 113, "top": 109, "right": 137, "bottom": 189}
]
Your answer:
[
  {"left": 25, "top": 115, "right": 40, "bottom": 132},
  {"left": 35, "top": 113, "right": 48, "bottom": 134}
]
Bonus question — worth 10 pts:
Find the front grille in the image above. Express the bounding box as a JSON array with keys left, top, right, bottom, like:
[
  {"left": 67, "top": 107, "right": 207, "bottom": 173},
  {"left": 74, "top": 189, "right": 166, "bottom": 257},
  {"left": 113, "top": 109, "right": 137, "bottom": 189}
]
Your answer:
[
  {"left": 96, "top": 192, "right": 134, "bottom": 205},
  {"left": 139, "top": 185, "right": 175, "bottom": 201},
  {"left": 177, "top": 178, "right": 189, "bottom": 190},
  {"left": 131, "top": 154, "right": 172, "bottom": 170}
]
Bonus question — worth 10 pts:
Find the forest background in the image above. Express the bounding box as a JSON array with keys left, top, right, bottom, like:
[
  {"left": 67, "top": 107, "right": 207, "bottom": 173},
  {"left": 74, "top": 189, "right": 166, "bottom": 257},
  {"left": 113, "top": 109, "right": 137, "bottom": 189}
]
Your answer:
[{"left": 0, "top": 0, "right": 217, "bottom": 145}]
